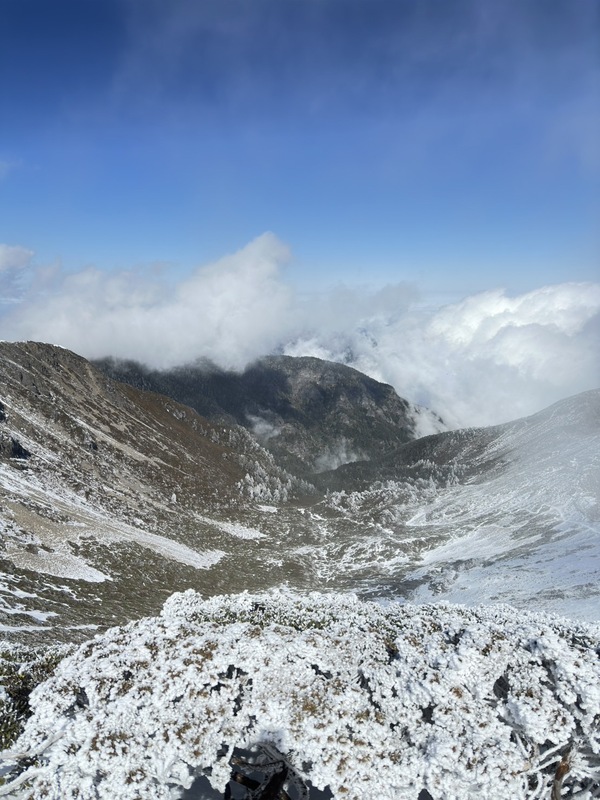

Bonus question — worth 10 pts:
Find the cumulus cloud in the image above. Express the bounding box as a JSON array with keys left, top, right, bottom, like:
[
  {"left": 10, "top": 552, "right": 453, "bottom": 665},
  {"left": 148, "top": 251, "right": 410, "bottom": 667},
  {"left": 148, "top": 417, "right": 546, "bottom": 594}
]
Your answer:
[
  {"left": 0, "top": 234, "right": 291, "bottom": 370},
  {"left": 286, "top": 284, "right": 600, "bottom": 428},
  {"left": 0, "top": 234, "right": 598, "bottom": 429}
]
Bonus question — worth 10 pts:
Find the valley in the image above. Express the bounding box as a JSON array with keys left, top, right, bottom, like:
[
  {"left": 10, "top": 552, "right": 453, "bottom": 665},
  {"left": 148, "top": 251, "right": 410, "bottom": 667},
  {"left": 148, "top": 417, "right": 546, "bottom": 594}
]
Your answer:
[{"left": 0, "top": 342, "right": 598, "bottom": 647}]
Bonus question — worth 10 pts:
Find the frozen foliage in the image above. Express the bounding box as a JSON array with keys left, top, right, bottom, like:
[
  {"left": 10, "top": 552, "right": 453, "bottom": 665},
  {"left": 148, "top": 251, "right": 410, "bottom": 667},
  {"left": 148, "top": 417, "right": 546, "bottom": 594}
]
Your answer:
[
  {"left": 237, "top": 453, "right": 315, "bottom": 503},
  {"left": 0, "top": 644, "right": 71, "bottom": 752},
  {"left": 208, "top": 422, "right": 316, "bottom": 502},
  {"left": 1, "top": 590, "right": 599, "bottom": 799}
]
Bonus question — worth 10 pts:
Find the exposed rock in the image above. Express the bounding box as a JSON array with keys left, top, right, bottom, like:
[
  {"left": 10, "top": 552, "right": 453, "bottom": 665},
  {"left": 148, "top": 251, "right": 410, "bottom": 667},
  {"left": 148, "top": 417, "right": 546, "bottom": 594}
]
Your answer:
[
  {"left": 0, "top": 436, "right": 32, "bottom": 461},
  {"left": 0, "top": 342, "right": 312, "bottom": 643}
]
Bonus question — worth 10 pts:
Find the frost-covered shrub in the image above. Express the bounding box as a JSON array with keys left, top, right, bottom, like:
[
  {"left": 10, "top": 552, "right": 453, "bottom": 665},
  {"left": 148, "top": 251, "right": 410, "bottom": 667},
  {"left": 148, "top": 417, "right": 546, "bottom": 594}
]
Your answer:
[
  {"left": 1, "top": 591, "right": 599, "bottom": 799},
  {"left": 0, "top": 644, "right": 70, "bottom": 753},
  {"left": 236, "top": 461, "right": 314, "bottom": 503}
]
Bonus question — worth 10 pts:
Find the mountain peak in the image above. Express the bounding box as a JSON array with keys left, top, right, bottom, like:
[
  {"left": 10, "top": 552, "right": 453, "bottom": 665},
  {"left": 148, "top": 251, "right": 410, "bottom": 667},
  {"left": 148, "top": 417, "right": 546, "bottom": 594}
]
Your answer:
[{"left": 94, "top": 353, "right": 445, "bottom": 476}]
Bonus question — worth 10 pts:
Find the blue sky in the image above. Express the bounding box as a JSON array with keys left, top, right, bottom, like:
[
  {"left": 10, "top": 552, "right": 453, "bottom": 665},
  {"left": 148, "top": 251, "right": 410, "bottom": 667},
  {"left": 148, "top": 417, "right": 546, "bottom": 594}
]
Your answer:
[
  {"left": 1, "top": 0, "right": 598, "bottom": 297},
  {"left": 0, "top": 0, "right": 599, "bottom": 425}
]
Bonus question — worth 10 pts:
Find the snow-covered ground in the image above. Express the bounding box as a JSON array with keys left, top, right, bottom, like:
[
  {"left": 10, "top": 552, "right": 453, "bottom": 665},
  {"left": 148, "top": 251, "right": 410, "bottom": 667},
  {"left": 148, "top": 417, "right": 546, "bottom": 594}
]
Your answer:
[
  {"left": 1, "top": 590, "right": 598, "bottom": 799},
  {"left": 0, "top": 463, "right": 228, "bottom": 579},
  {"left": 324, "top": 390, "right": 600, "bottom": 620}
]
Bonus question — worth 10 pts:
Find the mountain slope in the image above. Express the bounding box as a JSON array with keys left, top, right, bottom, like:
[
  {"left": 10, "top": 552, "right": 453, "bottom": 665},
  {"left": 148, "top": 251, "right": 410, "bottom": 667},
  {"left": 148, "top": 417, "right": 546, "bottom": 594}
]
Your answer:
[
  {"left": 94, "top": 354, "right": 445, "bottom": 476},
  {"left": 0, "top": 342, "right": 598, "bottom": 646},
  {"left": 321, "top": 389, "right": 600, "bottom": 619},
  {"left": 0, "top": 342, "right": 314, "bottom": 642}
]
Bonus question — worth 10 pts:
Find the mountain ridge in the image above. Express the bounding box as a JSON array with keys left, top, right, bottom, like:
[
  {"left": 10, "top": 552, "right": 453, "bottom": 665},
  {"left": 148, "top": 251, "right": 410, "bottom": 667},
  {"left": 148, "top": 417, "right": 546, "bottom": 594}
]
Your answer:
[
  {"left": 0, "top": 341, "right": 316, "bottom": 642},
  {"left": 94, "top": 353, "right": 445, "bottom": 477}
]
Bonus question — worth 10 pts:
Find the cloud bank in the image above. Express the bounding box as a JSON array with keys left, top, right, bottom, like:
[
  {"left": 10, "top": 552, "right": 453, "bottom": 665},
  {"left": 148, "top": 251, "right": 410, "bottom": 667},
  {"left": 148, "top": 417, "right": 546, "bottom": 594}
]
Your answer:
[{"left": 0, "top": 234, "right": 598, "bottom": 429}]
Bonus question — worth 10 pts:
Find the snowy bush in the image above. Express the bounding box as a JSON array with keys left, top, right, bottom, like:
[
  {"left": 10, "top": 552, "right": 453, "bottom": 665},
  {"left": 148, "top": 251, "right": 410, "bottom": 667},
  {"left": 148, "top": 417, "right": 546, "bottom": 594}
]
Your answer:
[
  {"left": 236, "top": 460, "right": 314, "bottom": 503},
  {"left": 0, "top": 645, "right": 71, "bottom": 752},
  {"left": 0, "top": 590, "right": 599, "bottom": 799}
]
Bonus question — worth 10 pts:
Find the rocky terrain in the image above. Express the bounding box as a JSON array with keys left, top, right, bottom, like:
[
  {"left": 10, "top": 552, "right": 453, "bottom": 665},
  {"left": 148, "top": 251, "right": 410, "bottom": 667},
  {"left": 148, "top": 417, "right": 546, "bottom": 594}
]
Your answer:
[
  {"left": 0, "top": 341, "right": 598, "bottom": 649},
  {"left": 0, "top": 342, "right": 316, "bottom": 642}
]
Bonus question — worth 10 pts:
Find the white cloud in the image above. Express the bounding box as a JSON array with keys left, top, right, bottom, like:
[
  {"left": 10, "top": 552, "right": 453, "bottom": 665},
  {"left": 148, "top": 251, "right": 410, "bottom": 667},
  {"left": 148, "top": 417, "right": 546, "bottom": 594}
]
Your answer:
[
  {"left": 0, "top": 244, "right": 34, "bottom": 273},
  {"left": 0, "top": 234, "right": 598, "bottom": 429},
  {"left": 0, "top": 244, "right": 35, "bottom": 304},
  {"left": 0, "top": 233, "right": 291, "bottom": 370},
  {"left": 287, "top": 283, "right": 600, "bottom": 428}
]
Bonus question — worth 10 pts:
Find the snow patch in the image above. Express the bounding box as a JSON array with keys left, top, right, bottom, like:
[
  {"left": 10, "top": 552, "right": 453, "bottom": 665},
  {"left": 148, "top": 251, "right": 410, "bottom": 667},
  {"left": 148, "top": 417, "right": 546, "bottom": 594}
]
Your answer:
[
  {"left": 3, "top": 548, "right": 109, "bottom": 583},
  {"left": 196, "top": 514, "right": 267, "bottom": 540}
]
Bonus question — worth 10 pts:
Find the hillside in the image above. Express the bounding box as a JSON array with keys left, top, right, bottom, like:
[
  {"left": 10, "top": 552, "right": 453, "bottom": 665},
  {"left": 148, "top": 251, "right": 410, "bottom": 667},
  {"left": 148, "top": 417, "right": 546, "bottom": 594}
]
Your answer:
[
  {"left": 1, "top": 590, "right": 599, "bottom": 799},
  {"left": 321, "top": 389, "right": 600, "bottom": 619},
  {"left": 0, "top": 342, "right": 313, "bottom": 642},
  {"left": 94, "top": 354, "right": 445, "bottom": 476},
  {"left": 0, "top": 342, "right": 599, "bottom": 799}
]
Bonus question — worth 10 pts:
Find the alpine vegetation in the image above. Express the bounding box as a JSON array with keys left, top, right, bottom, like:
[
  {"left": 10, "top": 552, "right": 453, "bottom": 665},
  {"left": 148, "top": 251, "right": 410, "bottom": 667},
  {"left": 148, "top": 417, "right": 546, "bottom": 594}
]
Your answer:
[{"left": 1, "top": 590, "right": 599, "bottom": 799}]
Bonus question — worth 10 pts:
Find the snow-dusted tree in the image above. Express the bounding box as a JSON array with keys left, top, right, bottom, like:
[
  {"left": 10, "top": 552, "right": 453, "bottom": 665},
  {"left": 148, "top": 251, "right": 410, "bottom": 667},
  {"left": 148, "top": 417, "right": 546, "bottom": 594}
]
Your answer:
[{"left": 1, "top": 590, "right": 599, "bottom": 799}]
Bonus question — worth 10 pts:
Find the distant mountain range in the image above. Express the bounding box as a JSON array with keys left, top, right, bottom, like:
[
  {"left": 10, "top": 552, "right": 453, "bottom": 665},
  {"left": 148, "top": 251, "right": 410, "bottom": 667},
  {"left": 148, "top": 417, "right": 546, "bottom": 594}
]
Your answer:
[{"left": 0, "top": 341, "right": 598, "bottom": 647}]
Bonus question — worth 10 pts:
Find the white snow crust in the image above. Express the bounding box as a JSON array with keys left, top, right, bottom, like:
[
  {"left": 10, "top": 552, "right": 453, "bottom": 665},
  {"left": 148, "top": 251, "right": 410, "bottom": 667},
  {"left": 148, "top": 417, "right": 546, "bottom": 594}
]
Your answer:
[
  {"left": 0, "top": 462, "right": 225, "bottom": 579},
  {"left": 1, "top": 590, "right": 599, "bottom": 799}
]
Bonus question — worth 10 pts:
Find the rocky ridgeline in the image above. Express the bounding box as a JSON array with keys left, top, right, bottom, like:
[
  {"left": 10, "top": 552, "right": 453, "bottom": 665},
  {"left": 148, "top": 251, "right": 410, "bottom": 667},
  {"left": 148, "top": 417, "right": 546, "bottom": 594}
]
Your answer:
[{"left": 0, "top": 342, "right": 315, "bottom": 641}]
